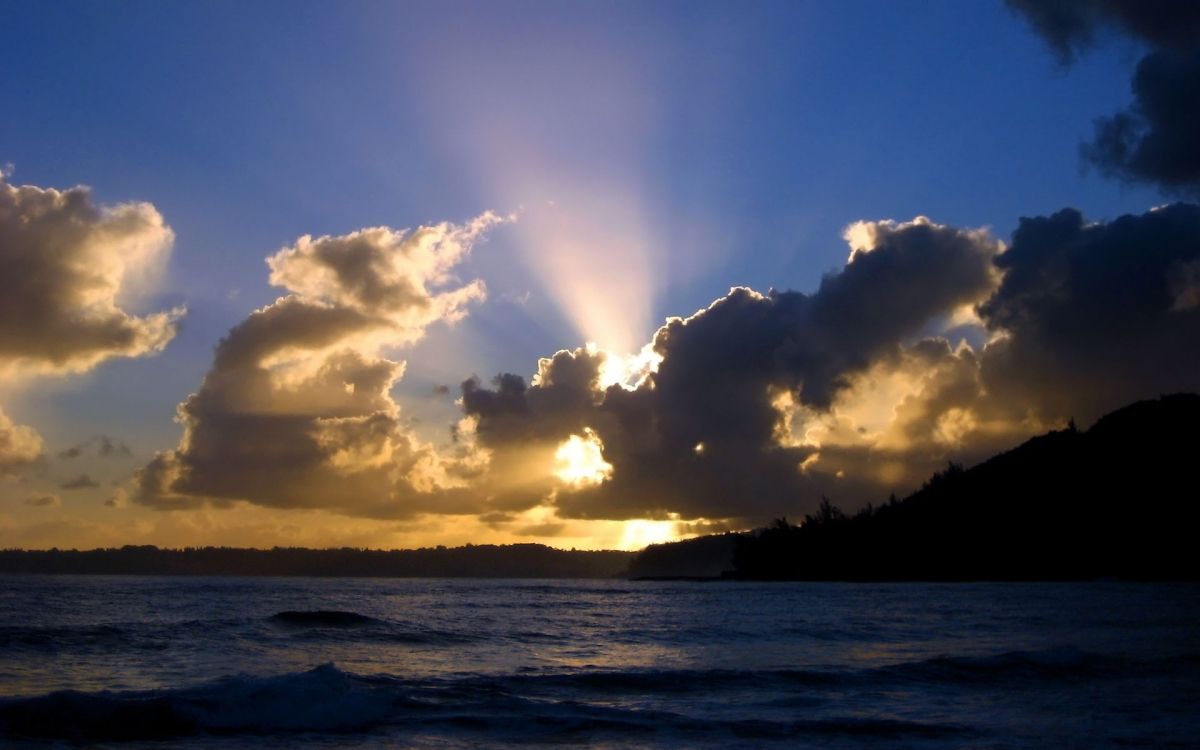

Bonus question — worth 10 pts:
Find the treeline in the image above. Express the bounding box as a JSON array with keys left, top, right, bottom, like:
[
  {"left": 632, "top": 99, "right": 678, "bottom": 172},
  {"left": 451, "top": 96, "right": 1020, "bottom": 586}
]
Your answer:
[
  {"left": 627, "top": 533, "right": 744, "bottom": 579},
  {"left": 637, "top": 394, "right": 1200, "bottom": 581},
  {"left": 0, "top": 543, "right": 634, "bottom": 579}
]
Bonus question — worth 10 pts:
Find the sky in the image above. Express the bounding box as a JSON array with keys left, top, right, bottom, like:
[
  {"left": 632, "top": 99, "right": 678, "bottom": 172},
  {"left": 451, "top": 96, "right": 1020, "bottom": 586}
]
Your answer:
[{"left": 1, "top": 0, "right": 1197, "bottom": 551}]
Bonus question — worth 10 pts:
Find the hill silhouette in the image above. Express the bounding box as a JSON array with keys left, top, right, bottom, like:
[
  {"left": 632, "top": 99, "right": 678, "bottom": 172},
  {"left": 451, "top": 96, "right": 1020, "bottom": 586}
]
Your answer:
[
  {"left": 625, "top": 533, "right": 744, "bottom": 579},
  {"left": 634, "top": 394, "right": 1200, "bottom": 581}
]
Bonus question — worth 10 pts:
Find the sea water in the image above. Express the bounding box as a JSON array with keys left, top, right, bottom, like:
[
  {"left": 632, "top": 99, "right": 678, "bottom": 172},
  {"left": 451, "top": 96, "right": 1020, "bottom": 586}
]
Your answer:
[{"left": 0, "top": 576, "right": 1196, "bottom": 748}]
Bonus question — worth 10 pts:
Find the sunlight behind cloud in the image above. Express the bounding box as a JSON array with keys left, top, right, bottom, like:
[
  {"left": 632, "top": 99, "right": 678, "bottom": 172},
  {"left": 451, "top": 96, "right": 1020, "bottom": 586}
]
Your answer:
[
  {"left": 553, "top": 428, "right": 613, "bottom": 487},
  {"left": 592, "top": 342, "right": 662, "bottom": 391}
]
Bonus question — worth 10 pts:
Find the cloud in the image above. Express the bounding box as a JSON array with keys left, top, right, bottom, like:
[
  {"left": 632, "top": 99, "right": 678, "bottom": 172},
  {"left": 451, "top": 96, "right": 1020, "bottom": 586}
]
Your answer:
[
  {"left": 1005, "top": 0, "right": 1200, "bottom": 64},
  {"left": 265, "top": 221, "right": 492, "bottom": 327},
  {"left": 1008, "top": 1, "right": 1200, "bottom": 195},
  {"left": 979, "top": 203, "right": 1200, "bottom": 423},
  {"left": 60, "top": 474, "right": 101, "bottom": 490},
  {"left": 459, "top": 204, "right": 1200, "bottom": 528},
  {"left": 104, "top": 488, "right": 129, "bottom": 508},
  {"left": 133, "top": 213, "right": 507, "bottom": 517},
  {"left": 23, "top": 493, "right": 61, "bottom": 508},
  {"left": 1082, "top": 51, "right": 1200, "bottom": 196},
  {"left": 58, "top": 436, "right": 133, "bottom": 460},
  {"left": 0, "top": 174, "right": 179, "bottom": 481},
  {"left": 460, "top": 218, "right": 1005, "bottom": 523},
  {"left": 0, "top": 174, "right": 183, "bottom": 376},
  {"left": 0, "top": 408, "right": 43, "bottom": 477}
]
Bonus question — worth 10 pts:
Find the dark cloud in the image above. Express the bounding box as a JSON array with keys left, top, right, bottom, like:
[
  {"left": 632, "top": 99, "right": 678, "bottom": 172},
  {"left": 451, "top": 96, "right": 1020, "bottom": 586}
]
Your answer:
[
  {"left": 477, "top": 511, "right": 516, "bottom": 527},
  {"left": 648, "top": 216, "right": 999, "bottom": 426},
  {"left": 1006, "top": 0, "right": 1200, "bottom": 64},
  {"left": 60, "top": 474, "right": 101, "bottom": 490},
  {"left": 1008, "top": 1, "right": 1200, "bottom": 195},
  {"left": 979, "top": 203, "right": 1200, "bottom": 423},
  {"left": 97, "top": 437, "right": 133, "bottom": 459},
  {"left": 457, "top": 204, "right": 1200, "bottom": 528},
  {"left": 675, "top": 520, "right": 735, "bottom": 536},
  {"left": 58, "top": 436, "right": 133, "bottom": 461},
  {"left": 514, "top": 522, "right": 567, "bottom": 537},
  {"left": 1082, "top": 51, "right": 1200, "bottom": 195},
  {"left": 461, "top": 219, "right": 1004, "bottom": 523}
]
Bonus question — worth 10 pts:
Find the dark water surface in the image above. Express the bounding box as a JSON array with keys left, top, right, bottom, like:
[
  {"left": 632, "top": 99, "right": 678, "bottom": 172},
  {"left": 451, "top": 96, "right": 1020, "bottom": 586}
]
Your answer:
[{"left": 0, "top": 576, "right": 1196, "bottom": 748}]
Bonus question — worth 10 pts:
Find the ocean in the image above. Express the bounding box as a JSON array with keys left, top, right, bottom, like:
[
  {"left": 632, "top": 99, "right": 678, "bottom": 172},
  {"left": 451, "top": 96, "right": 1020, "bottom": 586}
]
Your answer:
[{"left": 0, "top": 575, "right": 1196, "bottom": 748}]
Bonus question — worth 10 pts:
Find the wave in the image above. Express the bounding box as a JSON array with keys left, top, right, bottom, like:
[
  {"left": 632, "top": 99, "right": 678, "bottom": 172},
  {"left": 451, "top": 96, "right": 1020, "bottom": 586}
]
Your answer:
[
  {"left": 268, "top": 610, "right": 380, "bottom": 627},
  {"left": 490, "top": 647, "right": 1188, "bottom": 696},
  {"left": 485, "top": 668, "right": 843, "bottom": 695},
  {"left": 877, "top": 646, "right": 1125, "bottom": 683},
  {"left": 0, "top": 664, "right": 405, "bottom": 742},
  {"left": 266, "top": 610, "right": 481, "bottom": 647},
  {"left": 0, "top": 663, "right": 967, "bottom": 744},
  {"left": 1, "top": 649, "right": 1184, "bottom": 743}
]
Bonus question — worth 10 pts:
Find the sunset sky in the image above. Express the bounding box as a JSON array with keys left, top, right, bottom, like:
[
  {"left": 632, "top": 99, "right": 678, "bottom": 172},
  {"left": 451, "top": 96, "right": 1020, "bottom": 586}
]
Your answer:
[{"left": 2, "top": 1, "right": 1197, "bottom": 550}]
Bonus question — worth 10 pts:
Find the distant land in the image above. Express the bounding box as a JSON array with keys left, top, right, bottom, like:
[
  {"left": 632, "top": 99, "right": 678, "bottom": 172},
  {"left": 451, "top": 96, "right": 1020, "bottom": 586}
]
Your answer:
[
  {"left": 0, "top": 544, "right": 634, "bottom": 579},
  {"left": 630, "top": 394, "right": 1200, "bottom": 581}
]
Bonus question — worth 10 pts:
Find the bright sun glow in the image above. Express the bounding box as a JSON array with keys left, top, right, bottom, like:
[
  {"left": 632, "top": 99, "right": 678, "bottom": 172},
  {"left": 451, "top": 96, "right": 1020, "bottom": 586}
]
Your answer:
[
  {"left": 618, "top": 519, "right": 678, "bottom": 550},
  {"left": 592, "top": 341, "right": 662, "bottom": 391},
  {"left": 553, "top": 428, "right": 613, "bottom": 487}
]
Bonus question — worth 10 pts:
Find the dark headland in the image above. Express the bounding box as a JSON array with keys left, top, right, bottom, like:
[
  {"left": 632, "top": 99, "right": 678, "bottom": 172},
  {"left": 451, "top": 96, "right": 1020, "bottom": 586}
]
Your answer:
[{"left": 630, "top": 394, "right": 1200, "bottom": 581}]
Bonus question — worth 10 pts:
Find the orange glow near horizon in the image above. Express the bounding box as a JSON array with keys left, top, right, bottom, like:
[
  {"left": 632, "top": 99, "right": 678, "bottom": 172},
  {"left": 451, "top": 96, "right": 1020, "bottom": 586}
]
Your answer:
[{"left": 617, "top": 519, "right": 678, "bottom": 550}]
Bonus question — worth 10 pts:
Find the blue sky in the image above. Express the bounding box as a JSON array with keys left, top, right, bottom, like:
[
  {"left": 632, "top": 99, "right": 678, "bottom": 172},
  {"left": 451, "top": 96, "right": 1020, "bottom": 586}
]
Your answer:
[{"left": 0, "top": 1, "right": 1185, "bottom": 549}]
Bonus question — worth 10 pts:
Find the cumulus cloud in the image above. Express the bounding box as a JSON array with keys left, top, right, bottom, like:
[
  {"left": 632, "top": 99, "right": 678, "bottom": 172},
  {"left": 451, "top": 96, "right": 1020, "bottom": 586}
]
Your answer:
[
  {"left": 0, "top": 174, "right": 180, "bottom": 480},
  {"left": 460, "top": 218, "right": 1005, "bottom": 523},
  {"left": 1082, "top": 51, "right": 1200, "bottom": 195},
  {"left": 113, "top": 195, "right": 1200, "bottom": 533},
  {"left": 0, "top": 407, "right": 43, "bottom": 477},
  {"left": 0, "top": 174, "right": 182, "bottom": 375},
  {"left": 134, "top": 213, "right": 507, "bottom": 517},
  {"left": 1008, "top": 0, "right": 1200, "bottom": 195},
  {"left": 777, "top": 338, "right": 1036, "bottom": 496},
  {"left": 459, "top": 203, "right": 1200, "bottom": 528},
  {"left": 979, "top": 203, "right": 1200, "bottom": 423}
]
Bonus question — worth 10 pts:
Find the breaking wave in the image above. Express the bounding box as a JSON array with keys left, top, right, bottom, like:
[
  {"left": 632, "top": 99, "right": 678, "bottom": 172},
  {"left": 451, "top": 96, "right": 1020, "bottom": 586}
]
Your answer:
[{"left": 3, "top": 647, "right": 1177, "bottom": 744}]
